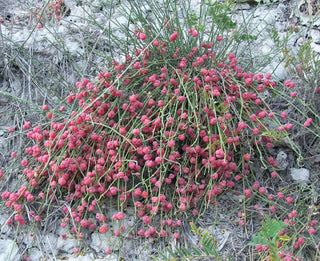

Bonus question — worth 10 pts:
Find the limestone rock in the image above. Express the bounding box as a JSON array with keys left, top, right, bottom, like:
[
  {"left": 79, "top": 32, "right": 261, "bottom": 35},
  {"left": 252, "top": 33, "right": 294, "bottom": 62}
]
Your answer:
[
  {"left": 0, "top": 239, "right": 20, "bottom": 261},
  {"left": 276, "top": 151, "right": 289, "bottom": 170},
  {"left": 290, "top": 168, "right": 310, "bottom": 183}
]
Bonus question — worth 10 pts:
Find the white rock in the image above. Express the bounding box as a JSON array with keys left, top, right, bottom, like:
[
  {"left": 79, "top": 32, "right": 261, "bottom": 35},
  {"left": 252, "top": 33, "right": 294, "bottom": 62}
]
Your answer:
[
  {"left": 310, "top": 29, "right": 320, "bottom": 43},
  {"left": 113, "top": 214, "right": 136, "bottom": 238},
  {"left": 259, "top": 38, "right": 275, "bottom": 55},
  {"left": 43, "top": 232, "right": 59, "bottom": 256},
  {"left": 235, "top": 3, "right": 251, "bottom": 10},
  {"left": 311, "top": 42, "right": 320, "bottom": 54},
  {"left": 116, "top": 15, "right": 129, "bottom": 27},
  {"left": 94, "top": 14, "right": 109, "bottom": 26},
  {"left": 56, "top": 236, "right": 79, "bottom": 253},
  {"left": 65, "top": 38, "right": 83, "bottom": 56},
  {"left": 262, "top": 61, "right": 288, "bottom": 81},
  {"left": 276, "top": 151, "right": 288, "bottom": 170},
  {"left": 91, "top": 0, "right": 105, "bottom": 9},
  {"left": 57, "top": 24, "right": 68, "bottom": 35},
  {"left": 0, "top": 239, "right": 20, "bottom": 261},
  {"left": 63, "top": 0, "right": 78, "bottom": 9},
  {"left": 0, "top": 213, "right": 14, "bottom": 236},
  {"left": 134, "top": 238, "right": 154, "bottom": 257},
  {"left": 189, "top": 0, "right": 202, "bottom": 16},
  {"left": 95, "top": 255, "right": 119, "bottom": 261},
  {"left": 290, "top": 168, "right": 310, "bottom": 183},
  {"left": 254, "top": 7, "right": 276, "bottom": 26},
  {"left": 90, "top": 232, "right": 120, "bottom": 253},
  {"left": 28, "top": 247, "right": 44, "bottom": 261},
  {"left": 69, "top": 6, "right": 92, "bottom": 24}
]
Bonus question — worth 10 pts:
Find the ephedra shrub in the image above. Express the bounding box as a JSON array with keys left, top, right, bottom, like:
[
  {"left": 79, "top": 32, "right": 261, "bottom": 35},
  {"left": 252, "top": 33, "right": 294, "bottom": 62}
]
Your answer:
[{"left": 1, "top": 1, "right": 316, "bottom": 258}]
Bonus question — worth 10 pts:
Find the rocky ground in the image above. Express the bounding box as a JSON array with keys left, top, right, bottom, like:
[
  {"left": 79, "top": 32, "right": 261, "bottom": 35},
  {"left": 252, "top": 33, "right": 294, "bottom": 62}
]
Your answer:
[{"left": 0, "top": 0, "right": 319, "bottom": 260}]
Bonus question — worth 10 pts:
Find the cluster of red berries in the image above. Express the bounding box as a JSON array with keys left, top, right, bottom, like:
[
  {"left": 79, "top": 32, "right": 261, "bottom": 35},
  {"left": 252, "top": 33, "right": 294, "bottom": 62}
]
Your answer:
[
  {"left": 2, "top": 19, "right": 317, "bottom": 259},
  {"left": 28, "top": 0, "right": 64, "bottom": 28}
]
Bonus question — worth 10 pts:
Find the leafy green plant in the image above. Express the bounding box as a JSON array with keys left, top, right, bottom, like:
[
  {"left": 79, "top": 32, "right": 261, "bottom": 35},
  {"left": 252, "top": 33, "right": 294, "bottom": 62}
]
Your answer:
[
  {"left": 250, "top": 215, "right": 288, "bottom": 261},
  {"left": 153, "top": 222, "right": 228, "bottom": 261},
  {"left": 205, "top": 0, "right": 236, "bottom": 31}
]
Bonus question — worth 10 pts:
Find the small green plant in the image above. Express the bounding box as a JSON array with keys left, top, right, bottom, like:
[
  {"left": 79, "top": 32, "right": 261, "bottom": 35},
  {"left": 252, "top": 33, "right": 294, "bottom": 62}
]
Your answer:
[
  {"left": 205, "top": 0, "right": 236, "bottom": 31},
  {"left": 250, "top": 215, "right": 289, "bottom": 261},
  {"left": 153, "top": 222, "right": 227, "bottom": 261}
]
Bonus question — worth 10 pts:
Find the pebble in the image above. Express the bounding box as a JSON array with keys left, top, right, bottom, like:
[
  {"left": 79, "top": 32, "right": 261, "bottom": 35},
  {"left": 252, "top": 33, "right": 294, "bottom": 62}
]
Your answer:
[
  {"left": 276, "top": 151, "right": 289, "bottom": 170},
  {"left": 0, "top": 239, "right": 20, "bottom": 261},
  {"left": 290, "top": 168, "right": 310, "bottom": 183}
]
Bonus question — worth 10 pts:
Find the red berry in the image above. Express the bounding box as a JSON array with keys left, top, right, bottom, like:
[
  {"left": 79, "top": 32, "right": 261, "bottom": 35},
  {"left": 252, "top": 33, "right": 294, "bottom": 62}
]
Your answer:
[
  {"left": 298, "top": 237, "right": 305, "bottom": 246},
  {"left": 269, "top": 205, "right": 276, "bottom": 212},
  {"left": 245, "top": 78, "right": 252, "bottom": 85},
  {"left": 277, "top": 192, "right": 284, "bottom": 199},
  {"left": 168, "top": 140, "right": 175, "bottom": 148},
  {"left": 309, "top": 227, "right": 316, "bottom": 234},
  {"left": 8, "top": 126, "right": 15, "bottom": 133},
  {"left": 239, "top": 220, "right": 245, "bottom": 226},
  {"left": 244, "top": 189, "right": 251, "bottom": 198},
  {"left": 243, "top": 153, "right": 250, "bottom": 161},
  {"left": 252, "top": 128, "right": 259, "bottom": 135},
  {"left": 174, "top": 232, "right": 180, "bottom": 239},
  {"left": 215, "top": 149, "right": 224, "bottom": 158},
  {"left": 117, "top": 212, "right": 124, "bottom": 220},
  {"left": 136, "top": 32, "right": 147, "bottom": 40},
  {"left": 153, "top": 39, "right": 159, "bottom": 47},
  {"left": 192, "top": 209, "right": 199, "bottom": 216},
  {"left": 170, "top": 31, "right": 178, "bottom": 42},
  {"left": 142, "top": 215, "right": 151, "bottom": 224},
  {"left": 304, "top": 118, "right": 313, "bottom": 127},
  {"left": 158, "top": 100, "right": 164, "bottom": 107},
  {"left": 311, "top": 220, "right": 318, "bottom": 227},
  {"left": 23, "top": 122, "right": 31, "bottom": 129},
  {"left": 178, "top": 96, "right": 186, "bottom": 102},
  {"left": 21, "top": 160, "right": 29, "bottom": 167},
  {"left": 259, "top": 187, "right": 266, "bottom": 194},
  {"left": 99, "top": 225, "right": 108, "bottom": 233},
  {"left": 286, "top": 197, "right": 294, "bottom": 204},
  {"left": 290, "top": 92, "right": 297, "bottom": 98},
  {"left": 271, "top": 171, "right": 277, "bottom": 178}
]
